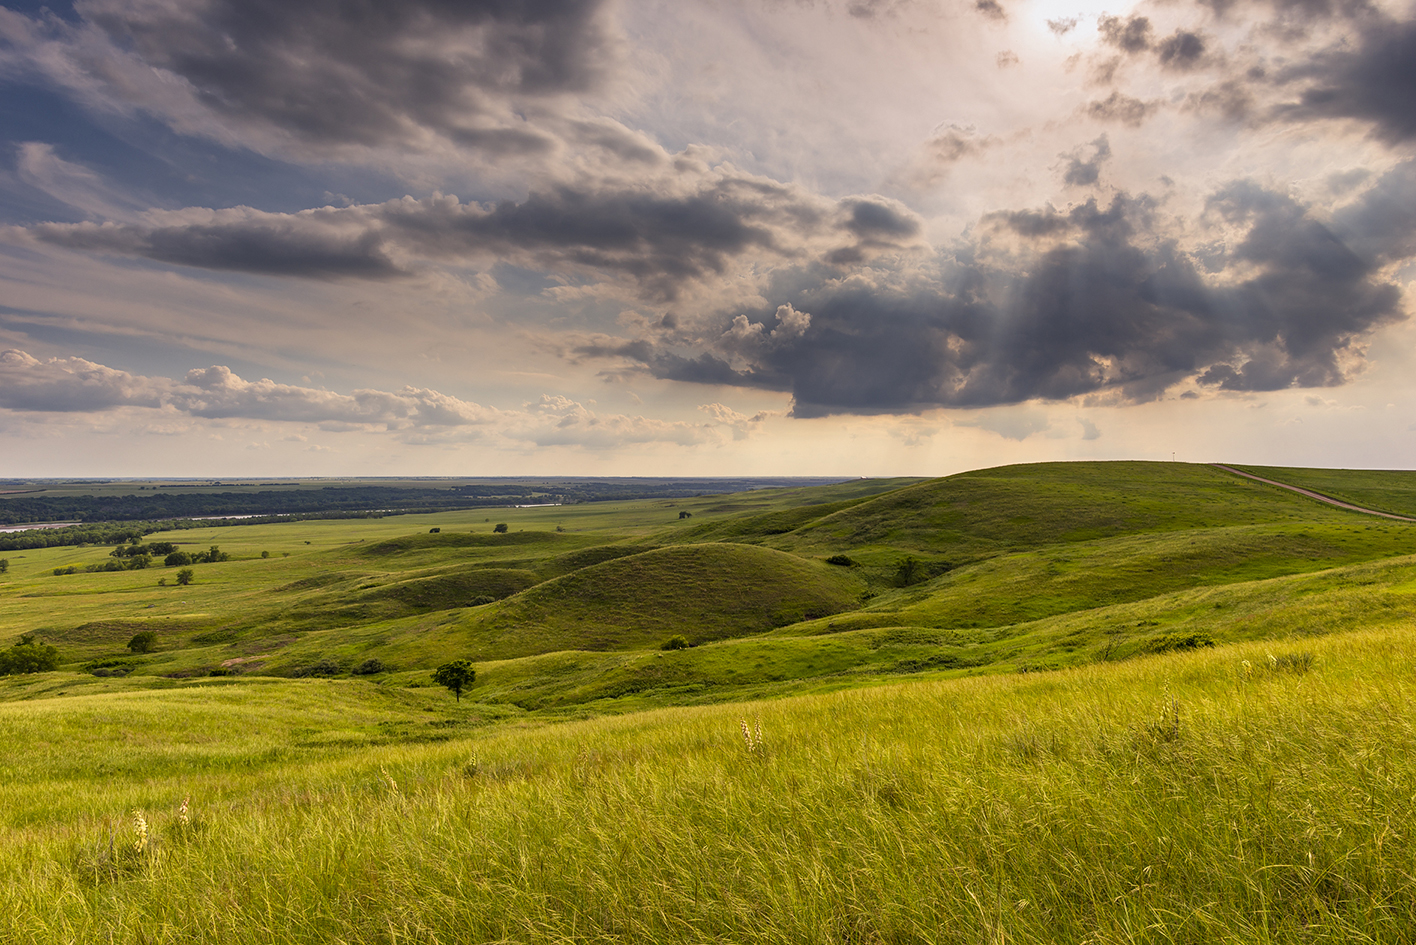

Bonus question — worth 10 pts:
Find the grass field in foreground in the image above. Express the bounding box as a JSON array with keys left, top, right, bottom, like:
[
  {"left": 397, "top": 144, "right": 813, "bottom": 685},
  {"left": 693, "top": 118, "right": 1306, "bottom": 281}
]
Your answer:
[{"left": 1, "top": 627, "right": 1414, "bottom": 943}]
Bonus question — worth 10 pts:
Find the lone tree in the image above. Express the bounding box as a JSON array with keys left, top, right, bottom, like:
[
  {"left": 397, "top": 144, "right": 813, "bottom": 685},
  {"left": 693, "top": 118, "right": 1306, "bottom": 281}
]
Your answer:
[
  {"left": 432, "top": 660, "right": 475, "bottom": 702},
  {"left": 128, "top": 631, "right": 158, "bottom": 654},
  {"left": 0, "top": 558, "right": 9, "bottom": 573},
  {"left": 175, "top": 568, "right": 195, "bottom": 586},
  {"left": 492, "top": 523, "right": 508, "bottom": 534},
  {"left": 895, "top": 556, "right": 923, "bottom": 587}
]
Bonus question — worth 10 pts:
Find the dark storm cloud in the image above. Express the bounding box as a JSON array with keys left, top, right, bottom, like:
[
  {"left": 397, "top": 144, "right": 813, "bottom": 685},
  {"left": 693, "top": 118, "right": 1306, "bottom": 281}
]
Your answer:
[
  {"left": 29, "top": 215, "right": 407, "bottom": 279},
  {"left": 1332, "top": 159, "right": 1416, "bottom": 263},
  {"left": 590, "top": 182, "right": 1409, "bottom": 415},
  {"left": 1274, "top": 19, "right": 1416, "bottom": 143},
  {"left": 1197, "top": 0, "right": 1376, "bottom": 21},
  {"left": 648, "top": 352, "right": 788, "bottom": 390},
  {"left": 27, "top": 171, "right": 893, "bottom": 297},
  {"left": 13, "top": 0, "right": 615, "bottom": 151},
  {"left": 1193, "top": 182, "right": 1401, "bottom": 390}
]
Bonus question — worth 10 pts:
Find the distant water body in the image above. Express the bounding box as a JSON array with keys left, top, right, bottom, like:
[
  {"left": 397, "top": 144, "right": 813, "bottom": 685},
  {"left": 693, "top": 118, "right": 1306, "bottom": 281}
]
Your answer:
[
  {"left": 0, "top": 522, "right": 81, "bottom": 533},
  {"left": 0, "top": 514, "right": 264, "bottom": 533}
]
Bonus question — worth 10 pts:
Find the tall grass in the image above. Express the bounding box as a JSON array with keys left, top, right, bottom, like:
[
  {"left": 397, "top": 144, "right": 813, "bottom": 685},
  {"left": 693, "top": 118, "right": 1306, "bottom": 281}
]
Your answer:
[{"left": 3, "top": 628, "right": 1415, "bottom": 943}]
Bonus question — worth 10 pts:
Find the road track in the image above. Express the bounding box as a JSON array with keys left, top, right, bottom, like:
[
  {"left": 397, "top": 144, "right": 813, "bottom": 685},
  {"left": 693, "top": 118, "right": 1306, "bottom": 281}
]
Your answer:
[{"left": 1211, "top": 464, "right": 1416, "bottom": 523}]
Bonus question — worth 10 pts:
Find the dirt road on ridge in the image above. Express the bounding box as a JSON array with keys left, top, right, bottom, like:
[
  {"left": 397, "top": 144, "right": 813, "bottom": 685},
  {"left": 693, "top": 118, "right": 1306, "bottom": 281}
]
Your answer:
[{"left": 1211, "top": 464, "right": 1416, "bottom": 523}]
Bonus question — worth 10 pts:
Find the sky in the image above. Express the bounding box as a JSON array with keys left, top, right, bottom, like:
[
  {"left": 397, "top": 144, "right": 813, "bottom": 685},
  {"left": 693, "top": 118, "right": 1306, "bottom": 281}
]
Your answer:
[{"left": 0, "top": 0, "right": 1413, "bottom": 478}]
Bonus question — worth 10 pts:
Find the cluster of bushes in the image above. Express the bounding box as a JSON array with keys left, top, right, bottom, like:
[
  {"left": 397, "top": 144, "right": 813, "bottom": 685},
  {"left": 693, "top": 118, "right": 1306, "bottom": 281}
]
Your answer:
[
  {"left": 48, "top": 544, "right": 227, "bottom": 577},
  {"left": 110, "top": 541, "right": 177, "bottom": 558},
  {"left": 87, "top": 556, "right": 152, "bottom": 572},
  {"left": 163, "top": 546, "right": 229, "bottom": 567},
  {"left": 0, "top": 635, "right": 61, "bottom": 675},
  {"left": 54, "top": 557, "right": 152, "bottom": 575}
]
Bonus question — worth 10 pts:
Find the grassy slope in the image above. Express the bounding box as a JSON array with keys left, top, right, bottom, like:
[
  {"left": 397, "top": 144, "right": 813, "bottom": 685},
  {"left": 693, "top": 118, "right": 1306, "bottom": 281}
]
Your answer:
[
  {"left": 786, "top": 520, "right": 1416, "bottom": 633},
  {"left": 6, "top": 462, "right": 1416, "bottom": 940},
  {"left": 2, "top": 628, "right": 1414, "bottom": 942},
  {"left": 438, "top": 543, "right": 866, "bottom": 659},
  {"left": 1234, "top": 463, "right": 1416, "bottom": 517},
  {"left": 7, "top": 461, "right": 1416, "bottom": 704},
  {"left": 776, "top": 461, "right": 1342, "bottom": 556}
]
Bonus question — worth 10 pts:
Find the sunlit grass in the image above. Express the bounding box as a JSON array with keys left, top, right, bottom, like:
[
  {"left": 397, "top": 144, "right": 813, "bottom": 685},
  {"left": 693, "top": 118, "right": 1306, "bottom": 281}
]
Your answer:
[{"left": 3, "top": 629, "right": 1414, "bottom": 943}]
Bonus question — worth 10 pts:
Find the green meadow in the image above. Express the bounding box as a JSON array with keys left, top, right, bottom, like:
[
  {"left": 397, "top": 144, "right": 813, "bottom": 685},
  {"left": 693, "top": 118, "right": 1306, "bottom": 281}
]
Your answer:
[{"left": 3, "top": 461, "right": 1416, "bottom": 942}]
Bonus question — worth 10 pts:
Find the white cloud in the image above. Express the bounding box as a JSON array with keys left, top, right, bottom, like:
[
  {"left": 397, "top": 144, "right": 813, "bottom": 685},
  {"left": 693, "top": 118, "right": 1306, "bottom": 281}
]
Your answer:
[{"left": 0, "top": 348, "right": 729, "bottom": 451}]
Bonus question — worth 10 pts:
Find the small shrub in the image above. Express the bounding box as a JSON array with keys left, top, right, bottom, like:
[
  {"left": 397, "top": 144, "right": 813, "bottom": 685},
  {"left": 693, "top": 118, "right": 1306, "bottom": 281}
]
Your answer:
[
  {"left": 260, "top": 550, "right": 270, "bottom": 558},
  {"left": 353, "top": 658, "right": 385, "bottom": 675},
  {"left": 825, "top": 554, "right": 855, "bottom": 566},
  {"left": 493, "top": 523, "right": 509, "bottom": 534},
  {"left": 1267, "top": 651, "right": 1314, "bottom": 675},
  {"left": 661, "top": 634, "right": 691, "bottom": 650},
  {"left": 0, "top": 557, "right": 8, "bottom": 573},
  {"left": 295, "top": 659, "right": 341, "bottom": 678},
  {"left": 53, "top": 566, "right": 78, "bottom": 576},
  {"left": 127, "top": 631, "right": 158, "bottom": 654},
  {"left": 1146, "top": 633, "right": 1215, "bottom": 654},
  {"left": 678, "top": 511, "right": 692, "bottom": 520},
  {"left": 207, "top": 667, "right": 233, "bottom": 677},
  {"left": 429, "top": 527, "right": 441, "bottom": 533},
  {"left": 0, "top": 635, "right": 61, "bottom": 674}
]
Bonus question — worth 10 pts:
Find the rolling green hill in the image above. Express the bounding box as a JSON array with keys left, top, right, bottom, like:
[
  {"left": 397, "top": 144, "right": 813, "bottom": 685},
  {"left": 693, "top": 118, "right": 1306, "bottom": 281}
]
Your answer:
[
  {"left": 2, "top": 460, "right": 1413, "bottom": 708},
  {"left": 442, "top": 543, "right": 866, "bottom": 660}
]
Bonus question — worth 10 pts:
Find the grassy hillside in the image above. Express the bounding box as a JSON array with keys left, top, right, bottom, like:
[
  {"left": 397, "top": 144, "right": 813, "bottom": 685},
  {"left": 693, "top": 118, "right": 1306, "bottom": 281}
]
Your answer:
[
  {"left": 772, "top": 461, "right": 1347, "bottom": 557},
  {"left": 1234, "top": 464, "right": 1416, "bottom": 517},
  {"left": 3, "top": 460, "right": 1415, "bottom": 709},
  {"left": 5, "top": 460, "right": 1416, "bottom": 941},
  {"left": 442, "top": 543, "right": 866, "bottom": 659},
  {"left": 2, "top": 628, "right": 1415, "bottom": 943}
]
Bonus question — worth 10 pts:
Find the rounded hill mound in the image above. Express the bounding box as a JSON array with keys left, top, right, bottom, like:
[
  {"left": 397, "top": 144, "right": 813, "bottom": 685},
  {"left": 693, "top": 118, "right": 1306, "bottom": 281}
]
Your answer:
[{"left": 451, "top": 543, "right": 864, "bottom": 660}]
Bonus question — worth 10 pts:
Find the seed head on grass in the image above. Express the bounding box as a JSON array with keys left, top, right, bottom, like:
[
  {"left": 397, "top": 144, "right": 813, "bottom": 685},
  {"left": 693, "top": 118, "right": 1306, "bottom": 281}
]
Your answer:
[
  {"left": 739, "top": 717, "right": 765, "bottom": 756},
  {"left": 131, "top": 809, "right": 148, "bottom": 855}
]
